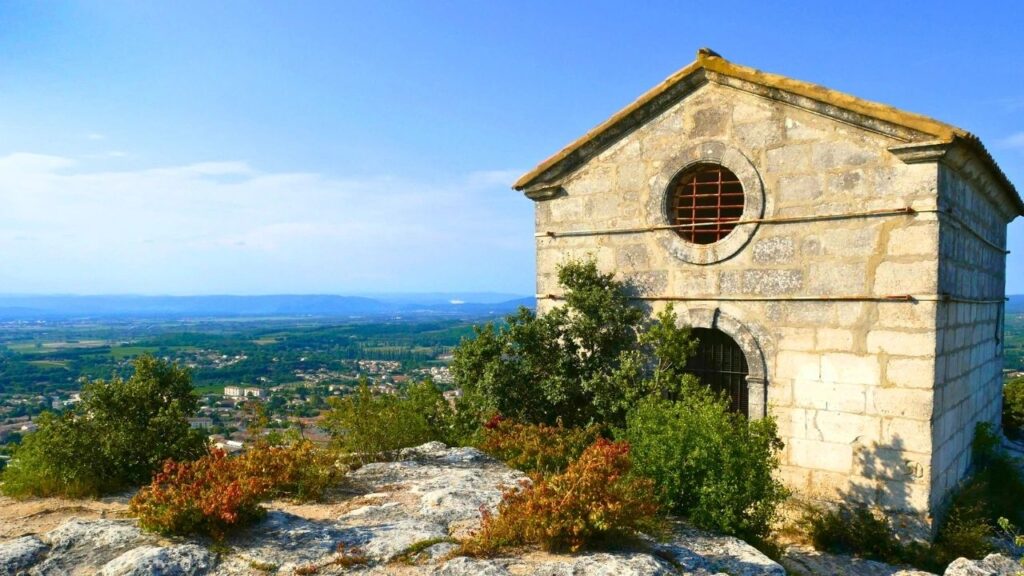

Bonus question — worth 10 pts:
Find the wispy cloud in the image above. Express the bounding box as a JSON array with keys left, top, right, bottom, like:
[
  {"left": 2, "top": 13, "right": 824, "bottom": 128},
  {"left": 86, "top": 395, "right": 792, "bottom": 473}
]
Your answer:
[
  {"left": 86, "top": 133, "right": 105, "bottom": 141},
  {"left": 998, "top": 132, "right": 1024, "bottom": 151},
  {"left": 0, "top": 154, "right": 533, "bottom": 294}
]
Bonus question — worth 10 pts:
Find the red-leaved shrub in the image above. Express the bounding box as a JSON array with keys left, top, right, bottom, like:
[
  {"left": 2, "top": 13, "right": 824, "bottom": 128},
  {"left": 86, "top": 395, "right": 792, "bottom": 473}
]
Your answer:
[
  {"left": 478, "top": 417, "right": 602, "bottom": 478},
  {"left": 130, "top": 440, "right": 344, "bottom": 539},
  {"left": 462, "top": 438, "right": 663, "bottom": 554}
]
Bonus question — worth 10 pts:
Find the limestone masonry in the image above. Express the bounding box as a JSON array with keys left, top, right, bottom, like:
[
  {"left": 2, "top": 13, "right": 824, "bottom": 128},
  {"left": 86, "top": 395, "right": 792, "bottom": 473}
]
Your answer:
[{"left": 515, "top": 48, "right": 1024, "bottom": 530}]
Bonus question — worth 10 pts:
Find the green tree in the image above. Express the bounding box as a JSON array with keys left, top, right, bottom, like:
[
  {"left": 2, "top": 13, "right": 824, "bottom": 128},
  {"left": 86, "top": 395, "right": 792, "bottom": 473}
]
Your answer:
[
  {"left": 2, "top": 355, "right": 207, "bottom": 498},
  {"left": 319, "top": 378, "right": 454, "bottom": 461},
  {"left": 451, "top": 258, "right": 697, "bottom": 428}
]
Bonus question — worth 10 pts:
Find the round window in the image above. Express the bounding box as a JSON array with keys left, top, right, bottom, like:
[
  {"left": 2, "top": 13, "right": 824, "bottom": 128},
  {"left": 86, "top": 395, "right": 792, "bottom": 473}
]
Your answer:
[{"left": 667, "top": 163, "right": 745, "bottom": 244}]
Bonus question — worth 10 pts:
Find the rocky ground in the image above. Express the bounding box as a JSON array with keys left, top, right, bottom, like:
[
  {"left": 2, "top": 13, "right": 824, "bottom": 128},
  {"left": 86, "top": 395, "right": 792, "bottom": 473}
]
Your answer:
[{"left": 0, "top": 442, "right": 1018, "bottom": 575}]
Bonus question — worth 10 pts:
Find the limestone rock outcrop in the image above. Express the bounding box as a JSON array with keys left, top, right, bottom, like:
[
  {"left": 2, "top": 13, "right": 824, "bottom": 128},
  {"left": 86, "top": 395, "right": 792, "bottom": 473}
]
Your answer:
[{"left": 0, "top": 442, "right": 784, "bottom": 575}]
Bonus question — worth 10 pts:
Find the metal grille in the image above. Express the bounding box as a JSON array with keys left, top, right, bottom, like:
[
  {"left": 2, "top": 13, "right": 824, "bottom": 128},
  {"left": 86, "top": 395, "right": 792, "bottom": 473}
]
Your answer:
[
  {"left": 685, "top": 328, "right": 749, "bottom": 415},
  {"left": 669, "top": 164, "right": 745, "bottom": 244}
]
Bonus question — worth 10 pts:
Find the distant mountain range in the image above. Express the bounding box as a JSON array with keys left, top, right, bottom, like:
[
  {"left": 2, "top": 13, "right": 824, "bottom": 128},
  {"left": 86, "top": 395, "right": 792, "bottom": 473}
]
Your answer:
[
  {"left": 0, "top": 294, "right": 535, "bottom": 321},
  {"left": 0, "top": 293, "right": 1017, "bottom": 321},
  {"left": 1009, "top": 295, "right": 1024, "bottom": 313}
]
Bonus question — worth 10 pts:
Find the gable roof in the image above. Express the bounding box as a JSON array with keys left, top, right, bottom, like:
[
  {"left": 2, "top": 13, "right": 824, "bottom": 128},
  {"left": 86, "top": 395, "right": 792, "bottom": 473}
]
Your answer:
[{"left": 514, "top": 49, "right": 1023, "bottom": 216}]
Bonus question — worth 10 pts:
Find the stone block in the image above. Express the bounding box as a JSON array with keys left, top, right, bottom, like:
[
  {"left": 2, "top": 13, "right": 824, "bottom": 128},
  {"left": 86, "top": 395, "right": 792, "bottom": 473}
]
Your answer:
[
  {"left": 733, "top": 120, "right": 782, "bottom": 150},
  {"left": 767, "top": 144, "right": 812, "bottom": 173},
  {"left": 888, "top": 225, "right": 939, "bottom": 256},
  {"left": 876, "top": 301, "right": 936, "bottom": 331},
  {"left": 886, "top": 357, "right": 935, "bottom": 389},
  {"left": 670, "top": 269, "right": 718, "bottom": 295},
  {"left": 882, "top": 418, "right": 933, "bottom": 454},
  {"left": 827, "top": 169, "right": 871, "bottom": 196},
  {"left": 615, "top": 244, "right": 650, "bottom": 270},
  {"left": 793, "top": 380, "right": 866, "bottom": 413},
  {"left": 778, "top": 327, "right": 816, "bottom": 352},
  {"left": 808, "top": 262, "right": 867, "bottom": 295},
  {"left": 752, "top": 236, "right": 796, "bottom": 263},
  {"left": 732, "top": 100, "right": 773, "bottom": 124},
  {"left": 808, "top": 410, "right": 880, "bottom": 444},
  {"left": 789, "top": 438, "right": 853, "bottom": 473},
  {"left": 784, "top": 116, "right": 824, "bottom": 140},
  {"left": 879, "top": 478, "right": 930, "bottom": 513},
  {"left": 812, "top": 140, "right": 878, "bottom": 168},
  {"left": 820, "top": 353, "right": 880, "bottom": 386},
  {"left": 817, "top": 226, "right": 881, "bottom": 258},
  {"left": 750, "top": 269, "right": 806, "bottom": 295},
  {"left": 866, "top": 330, "right": 936, "bottom": 357},
  {"left": 815, "top": 328, "right": 856, "bottom": 351},
  {"left": 547, "top": 195, "right": 588, "bottom": 222},
  {"left": 873, "top": 260, "right": 938, "bottom": 295},
  {"left": 776, "top": 174, "right": 821, "bottom": 203},
  {"left": 690, "top": 107, "right": 729, "bottom": 138},
  {"left": 868, "top": 387, "right": 933, "bottom": 420},
  {"left": 777, "top": 465, "right": 812, "bottom": 489},
  {"left": 776, "top": 351, "right": 820, "bottom": 381}
]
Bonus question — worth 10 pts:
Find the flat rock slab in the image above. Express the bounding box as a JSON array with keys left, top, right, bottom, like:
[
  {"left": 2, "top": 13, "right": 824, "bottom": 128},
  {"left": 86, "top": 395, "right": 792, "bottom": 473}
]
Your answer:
[
  {"left": 0, "top": 443, "right": 786, "bottom": 576},
  {"left": 782, "top": 545, "right": 937, "bottom": 576}
]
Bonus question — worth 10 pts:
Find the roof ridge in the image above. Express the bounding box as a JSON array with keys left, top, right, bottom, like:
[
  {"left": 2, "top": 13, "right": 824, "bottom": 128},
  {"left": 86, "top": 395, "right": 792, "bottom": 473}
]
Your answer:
[{"left": 514, "top": 49, "right": 1021, "bottom": 215}]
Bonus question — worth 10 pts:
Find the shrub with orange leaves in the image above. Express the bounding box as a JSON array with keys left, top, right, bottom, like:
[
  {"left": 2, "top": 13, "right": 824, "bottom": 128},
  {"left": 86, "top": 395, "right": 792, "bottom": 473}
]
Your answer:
[
  {"left": 130, "top": 448, "right": 270, "bottom": 540},
  {"left": 462, "top": 438, "right": 664, "bottom": 555},
  {"left": 478, "top": 417, "right": 602, "bottom": 478},
  {"left": 130, "top": 440, "right": 344, "bottom": 539}
]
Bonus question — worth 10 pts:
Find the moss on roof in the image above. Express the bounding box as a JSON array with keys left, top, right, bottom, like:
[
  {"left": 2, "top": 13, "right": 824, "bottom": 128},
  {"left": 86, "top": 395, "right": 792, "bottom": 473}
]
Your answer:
[{"left": 514, "top": 49, "right": 1022, "bottom": 215}]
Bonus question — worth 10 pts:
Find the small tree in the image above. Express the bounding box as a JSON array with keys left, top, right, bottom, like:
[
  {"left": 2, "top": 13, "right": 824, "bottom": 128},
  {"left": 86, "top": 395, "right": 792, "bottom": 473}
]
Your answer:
[
  {"left": 2, "top": 355, "right": 207, "bottom": 498},
  {"left": 319, "top": 378, "right": 454, "bottom": 461},
  {"left": 451, "top": 258, "right": 698, "bottom": 428}
]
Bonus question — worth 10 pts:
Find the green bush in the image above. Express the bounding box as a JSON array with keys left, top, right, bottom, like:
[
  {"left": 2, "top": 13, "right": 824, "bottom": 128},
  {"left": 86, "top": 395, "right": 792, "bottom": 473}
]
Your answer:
[
  {"left": 1003, "top": 377, "right": 1024, "bottom": 438},
  {"left": 2, "top": 355, "right": 207, "bottom": 498},
  {"left": 451, "top": 259, "right": 697, "bottom": 429},
  {"left": 807, "top": 422, "right": 1024, "bottom": 573},
  {"left": 807, "top": 504, "right": 905, "bottom": 564},
  {"left": 319, "top": 379, "right": 455, "bottom": 462},
  {"left": 478, "top": 417, "right": 602, "bottom": 477},
  {"left": 622, "top": 385, "right": 788, "bottom": 541}
]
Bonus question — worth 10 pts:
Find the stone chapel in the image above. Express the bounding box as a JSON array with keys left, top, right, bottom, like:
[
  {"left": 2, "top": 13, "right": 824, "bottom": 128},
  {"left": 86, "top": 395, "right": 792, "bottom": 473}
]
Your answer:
[{"left": 514, "top": 49, "right": 1023, "bottom": 527}]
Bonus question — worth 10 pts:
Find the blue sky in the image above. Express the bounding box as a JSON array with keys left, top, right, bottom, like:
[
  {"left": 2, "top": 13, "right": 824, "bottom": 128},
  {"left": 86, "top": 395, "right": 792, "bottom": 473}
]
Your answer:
[{"left": 0, "top": 1, "right": 1021, "bottom": 295}]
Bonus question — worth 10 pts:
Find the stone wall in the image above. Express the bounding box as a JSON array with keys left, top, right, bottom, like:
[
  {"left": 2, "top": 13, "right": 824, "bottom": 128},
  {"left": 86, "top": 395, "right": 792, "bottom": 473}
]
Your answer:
[
  {"left": 929, "top": 164, "right": 1010, "bottom": 511},
  {"left": 532, "top": 80, "right": 952, "bottom": 523}
]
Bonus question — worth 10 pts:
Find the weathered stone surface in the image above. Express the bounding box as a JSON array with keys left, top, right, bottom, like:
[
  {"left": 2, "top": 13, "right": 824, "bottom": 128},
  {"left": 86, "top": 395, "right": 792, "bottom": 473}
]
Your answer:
[
  {"left": 942, "top": 554, "right": 1022, "bottom": 576},
  {"left": 32, "top": 518, "right": 153, "bottom": 575},
  {"left": 0, "top": 444, "right": 784, "bottom": 575},
  {"left": 670, "top": 525, "right": 785, "bottom": 576},
  {"left": 0, "top": 535, "right": 48, "bottom": 575},
  {"left": 98, "top": 544, "right": 214, "bottom": 576},
  {"left": 782, "top": 544, "right": 936, "bottom": 576}
]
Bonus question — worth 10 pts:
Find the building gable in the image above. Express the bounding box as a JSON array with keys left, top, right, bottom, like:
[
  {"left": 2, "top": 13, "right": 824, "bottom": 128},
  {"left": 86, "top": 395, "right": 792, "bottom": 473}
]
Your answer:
[{"left": 515, "top": 49, "right": 1022, "bottom": 217}]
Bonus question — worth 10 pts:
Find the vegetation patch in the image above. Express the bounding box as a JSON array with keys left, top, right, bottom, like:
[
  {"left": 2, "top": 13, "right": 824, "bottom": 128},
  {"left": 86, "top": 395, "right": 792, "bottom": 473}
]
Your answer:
[
  {"left": 460, "top": 439, "right": 664, "bottom": 555},
  {"left": 130, "top": 439, "right": 345, "bottom": 540},
  {"left": 392, "top": 537, "right": 455, "bottom": 565},
  {"left": 451, "top": 259, "right": 698, "bottom": 429},
  {"left": 1003, "top": 376, "right": 1024, "bottom": 439},
  {"left": 1, "top": 355, "right": 207, "bottom": 498},
  {"left": 478, "top": 416, "right": 602, "bottom": 477},
  {"left": 807, "top": 423, "right": 1024, "bottom": 573},
  {"left": 622, "top": 386, "right": 788, "bottom": 543},
  {"left": 319, "top": 379, "right": 459, "bottom": 463}
]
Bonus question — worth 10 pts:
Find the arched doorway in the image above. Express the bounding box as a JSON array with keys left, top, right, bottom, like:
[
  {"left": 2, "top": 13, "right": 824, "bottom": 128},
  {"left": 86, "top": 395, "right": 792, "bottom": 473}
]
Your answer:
[{"left": 686, "top": 328, "right": 749, "bottom": 415}]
